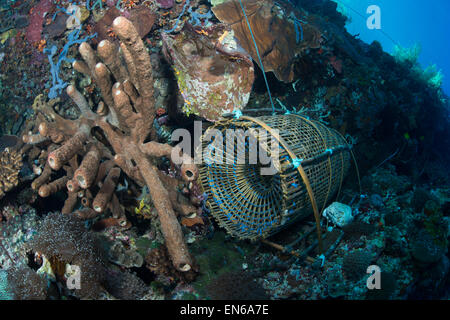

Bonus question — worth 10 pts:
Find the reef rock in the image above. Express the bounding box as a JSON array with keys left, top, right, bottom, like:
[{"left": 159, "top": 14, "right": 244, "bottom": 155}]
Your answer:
[
  {"left": 212, "top": 0, "right": 322, "bottom": 83},
  {"left": 94, "top": 6, "right": 155, "bottom": 42},
  {"left": 25, "top": 0, "right": 54, "bottom": 44},
  {"left": 162, "top": 24, "right": 254, "bottom": 121},
  {"left": 323, "top": 202, "right": 353, "bottom": 227},
  {"left": 108, "top": 242, "right": 144, "bottom": 268},
  {"left": 155, "top": 0, "right": 174, "bottom": 9}
]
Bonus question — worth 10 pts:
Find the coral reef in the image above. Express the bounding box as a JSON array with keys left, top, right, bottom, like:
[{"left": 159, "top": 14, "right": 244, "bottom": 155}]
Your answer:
[
  {"left": 326, "top": 265, "right": 346, "bottom": 298},
  {"left": 212, "top": 0, "right": 322, "bottom": 83},
  {"left": 28, "top": 212, "right": 106, "bottom": 299},
  {"left": 0, "top": 146, "right": 23, "bottom": 199},
  {"left": 342, "top": 249, "right": 373, "bottom": 280},
  {"left": 0, "top": 204, "right": 41, "bottom": 269},
  {"left": 22, "top": 16, "right": 200, "bottom": 273},
  {"left": 0, "top": 270, "right": 13, "bottom": 300},
  {"left": 104, "top": 269, "right": 149, "bottom": 300},
  {"left": 366, "top": 271, "right": 397, "bottom": 300},
  {"left": 162, "top": 23, "right": 255, "bottom": 120},
  {"left": 108, "top": 241, "right": 144, "bottom": 268},
  {"left": 0, "top": 0, "right": 448, "bottom": 301},
  {"left": 93, "top": 5, "right": 156, "bottom": 43},
  {"left": 5, "top": 264, "right": 47, "bottom": 300},
  {"left": 25, "top": 0, "right": 54, "bottom": 44},
  {"left": 342, "top": 221, "right": 376, "bottom": 241},
  {"left": 410, "top": 230, "right": 446, "bottom": 265},
  {"left": 145, "top": 244, "right": 197, "bottom": 283},
  {"left": 206, "top": 270, "right": 269, "bottom": 300}
]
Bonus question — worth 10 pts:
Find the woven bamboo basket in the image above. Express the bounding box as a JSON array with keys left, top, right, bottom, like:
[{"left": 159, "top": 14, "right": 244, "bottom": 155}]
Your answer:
[{"left": 198, "top": 114, "right": 352, "bottom": 242}]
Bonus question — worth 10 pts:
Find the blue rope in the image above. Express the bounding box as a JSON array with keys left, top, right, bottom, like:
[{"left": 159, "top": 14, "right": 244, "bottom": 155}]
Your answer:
[
  {"left": 293, "top": 18, "right": 304, "bottom": 43},
  {"left": 164, "top": 0, "right": 190, "bottom": 33},
  {"left": 318, "top": 254, "right": 326, "bottom": 267},
  {"left": 292, "top": 157, "right": 303, "bottom": 168},
  {"left": 238, "top": 0, "right": 275, "bottom": 115}
]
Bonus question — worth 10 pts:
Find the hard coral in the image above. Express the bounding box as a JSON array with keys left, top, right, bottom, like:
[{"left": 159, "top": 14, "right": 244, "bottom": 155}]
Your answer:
[
  {"left": 23, "top": 17, "right": 199, "bottom": 273},
  {"left": 104, "top": 269, "right": 149, "bottom": 300},
  {"left": 0, "top": 147, "right": 23, "bottom": 200}
]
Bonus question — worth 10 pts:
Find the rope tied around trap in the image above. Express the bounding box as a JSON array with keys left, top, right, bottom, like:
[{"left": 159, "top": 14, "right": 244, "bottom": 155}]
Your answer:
[{"left": 198, "top": 114, "right": 352, "bottom": 254}]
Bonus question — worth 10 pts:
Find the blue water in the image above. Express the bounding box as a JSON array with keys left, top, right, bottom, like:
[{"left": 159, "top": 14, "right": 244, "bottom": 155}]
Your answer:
[{"left": 332, "top": 0, "right": 450, "bottom": 95}]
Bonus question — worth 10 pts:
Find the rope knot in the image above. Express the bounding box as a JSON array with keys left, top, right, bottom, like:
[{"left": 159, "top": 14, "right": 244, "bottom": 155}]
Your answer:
[
  {"left": 232, "top": 109, "right": 243, "bottom": 119},
  {"left": 292, "top": 157, "right": 303, "bottom": 168}
]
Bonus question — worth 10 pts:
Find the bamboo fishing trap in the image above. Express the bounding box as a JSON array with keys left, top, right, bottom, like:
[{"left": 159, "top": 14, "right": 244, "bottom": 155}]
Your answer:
[{"left": 198, "top": 114, "right": 353, "bottom": 251}]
